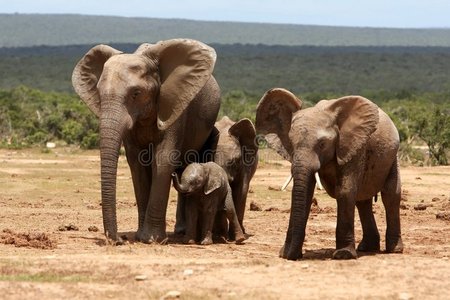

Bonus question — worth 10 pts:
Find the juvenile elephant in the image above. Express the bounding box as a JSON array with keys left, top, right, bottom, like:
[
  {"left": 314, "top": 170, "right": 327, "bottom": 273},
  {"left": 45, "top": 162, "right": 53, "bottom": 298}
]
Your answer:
[
  {"left": 172, "top": 162, "right": 245, "bottom": 245},
  {"left": 256, "top": 88, "right": 403, "bottom": 260},
  {"left": 72, "top": 39, "right": 221, "bottom": 244},
  {"left": 213, "top": 116, "right": 258, "bottom": 238}
]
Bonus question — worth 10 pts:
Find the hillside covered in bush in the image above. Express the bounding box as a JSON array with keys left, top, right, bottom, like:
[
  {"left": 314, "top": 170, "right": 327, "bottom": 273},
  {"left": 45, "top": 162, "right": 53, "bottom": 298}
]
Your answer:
[
  {"left": 1, "top": 44, "right": 450, "bottom": 101},
  {"left": 2, "top": 14, "right": 450, "bottom": 47}
]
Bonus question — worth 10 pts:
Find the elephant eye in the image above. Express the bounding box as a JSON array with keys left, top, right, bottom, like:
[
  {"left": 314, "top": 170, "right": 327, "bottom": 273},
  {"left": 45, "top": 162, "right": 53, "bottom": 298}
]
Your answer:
[
  {"left": 318, "top": 138, "right": 327, "bottom": 150},
  {"left": 132, "top": 89, "right": 142, "bottom": 99}
]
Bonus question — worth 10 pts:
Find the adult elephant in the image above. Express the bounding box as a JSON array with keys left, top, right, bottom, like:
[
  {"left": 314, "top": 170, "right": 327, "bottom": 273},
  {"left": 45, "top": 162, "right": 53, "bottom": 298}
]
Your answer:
[
  {"left": 255, "top": 88, "right": 403, "bottom": 260},
  {"left": 72, "top": 39, "right": 221, "bottom": 244},
  {"left": 213, "top": 116, "right": 258, "bottom": 237}
]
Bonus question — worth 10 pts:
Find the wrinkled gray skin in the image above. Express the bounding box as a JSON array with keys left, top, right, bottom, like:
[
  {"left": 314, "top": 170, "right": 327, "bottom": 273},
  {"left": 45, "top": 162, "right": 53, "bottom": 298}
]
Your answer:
[
  {"left": 172, "top": 162, "right": 245, "bottom": 245},
  {"left": 256, "top": 88, "right": 403, "bottom": 260},
  {"left": 212, "top": 116, "right": 258, "bottom": 239},
  {"left": 72, "top": 39, "right": 220, "bottom": 244},
  {"left": 174, "top": 117, "right": 258, "bottom": 240}
]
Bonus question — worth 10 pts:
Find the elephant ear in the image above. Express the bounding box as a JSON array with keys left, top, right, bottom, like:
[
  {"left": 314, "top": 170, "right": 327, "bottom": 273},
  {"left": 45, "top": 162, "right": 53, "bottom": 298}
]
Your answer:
[
  {"left": 72, "top": 45, "right": 122, "bottom": 117},
  {"left": 326, "top": 96, "right": 379, "bottom": 165},
  {"left": 228, "top": 118, "right": 258, "bottom": 158},
  {"left": 204, "top": 174, "right": 222, "bottom": 195},
  {"left": 137, "top": 39, "right": 217, "bottom": 131},
  {"left": 255, "top": 88, "right": 302, "bottom": 162}
]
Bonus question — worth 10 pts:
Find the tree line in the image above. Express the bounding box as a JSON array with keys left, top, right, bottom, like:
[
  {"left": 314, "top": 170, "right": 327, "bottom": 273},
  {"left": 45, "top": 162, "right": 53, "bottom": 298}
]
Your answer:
[
  {"left": 1, "top": 44, "right": 450, "bottom": 100},
  {"left": 1, "top": 86, "right": 448, "bottom": 165}
]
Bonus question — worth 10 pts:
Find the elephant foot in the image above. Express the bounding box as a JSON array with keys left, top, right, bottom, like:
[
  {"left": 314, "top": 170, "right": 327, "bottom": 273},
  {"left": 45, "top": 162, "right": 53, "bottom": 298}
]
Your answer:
[
  {"left": 386, "top": 236, "right": 403, "bottom": 253},
  {"left": 234, "top": 232, "right": 245, "bottom": 245},
  {"left": 200, "top": 237, "right": 213, "bottom": 245},
  {"left": 106, "top": 236, "right": 124, "bottom": 246},
  {"left": 279, "top": 243, "right": 303, "bottom": 260},
  {"left": 136, "top": 228, "right": 168, "bottom": 244},
  {"left": 174, "top": 222, "right": 186, "bottom": 236},
  {"left": 184, "top": 237, "right": 196, "bottom": 245},
  {"left": 213, "top": 234, "right": 228, "bottom": 244},
  {"left": 286, "top": 248, "right": 302, "bottom": 261},
  {"left": 105, "top": 231, "right": 124, "bottom": 246},
  {"left": 332, "top": 246, "right": 357, "bottom": 259},
  {"left": 279, "top": 244, "right": 301, "bottom": 259},
  {"left": 227, "top": 230, "right": 236, "bottom": 241},
  {"left": 357, "top": 235, "right": 380, "bottom": 252}
]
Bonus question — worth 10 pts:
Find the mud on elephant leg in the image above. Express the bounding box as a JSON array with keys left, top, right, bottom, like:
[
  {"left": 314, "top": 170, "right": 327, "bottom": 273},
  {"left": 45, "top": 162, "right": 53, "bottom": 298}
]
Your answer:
[{"left": 356, "top": 198, "right": 380, "bottom": 252}]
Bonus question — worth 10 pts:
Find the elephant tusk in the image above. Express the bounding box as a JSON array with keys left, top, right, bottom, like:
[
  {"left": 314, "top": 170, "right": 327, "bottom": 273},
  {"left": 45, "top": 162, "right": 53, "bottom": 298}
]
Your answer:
[
  {"left": 281, "top": 174, "right": 293, "bottom": 191},
  {"left": 280, "top": 173, "right": 323, "bottom": 190},
  {"left": 315, "top": 173, "right": 324, "bottom": 190}
]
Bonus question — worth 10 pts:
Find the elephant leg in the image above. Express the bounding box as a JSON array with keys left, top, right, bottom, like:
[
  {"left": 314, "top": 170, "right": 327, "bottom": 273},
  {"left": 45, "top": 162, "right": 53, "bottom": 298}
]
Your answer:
[
  {"left": 381, "top": 159, "right": 403, "bottom": 253},
  {"left": 200, "top": 198, "right": 218, "bottom": 245},
  {"left": 184, "top": 197, "right": 198, "bottom": 244},
  {"left": 224, "top": 188, "right": 245, "bottom": 244},
  {"left": 174, "top": 191, "right": 187, "bottom": 235},
  {"left": 213, "top": 210, "right": 228, "bottom": 242},
  {"left": 356, "top": 198, "right": 380, "bottom": 252},
  {"left": 125, "top": 143, "right": 152, "bottom": 233},
  {"left": 334, "top": 192, "right": 357, "bottom": 259},
  {"left": 137, "top": 142, "right": 177, "bottom": 243},
  {"left": 231, "top": 177, "right": 250, "bottom": 235}
]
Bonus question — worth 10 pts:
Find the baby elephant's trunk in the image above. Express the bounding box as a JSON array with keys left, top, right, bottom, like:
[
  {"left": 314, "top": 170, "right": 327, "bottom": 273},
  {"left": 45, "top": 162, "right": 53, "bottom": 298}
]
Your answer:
[{"left": 172, "top": 172, "right": 189, "bottom": 193}]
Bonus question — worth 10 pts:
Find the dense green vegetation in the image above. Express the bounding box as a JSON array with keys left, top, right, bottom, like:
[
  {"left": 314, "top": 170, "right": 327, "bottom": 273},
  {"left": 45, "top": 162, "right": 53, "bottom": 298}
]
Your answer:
[
  {"left": 1, "top": 44, "right": 450, "bottom": 100},
  {"left": 383, "top": 98, "right": 450, "bottom": 165},
  {"left": 2, "top": 14, "right": 450, "bottom": 47},
  {"left": 1, "top": 86, "right": 448, "bottom": 165},
  {"left": 0, "top": 86, "right": 98, "bottom": 149}
]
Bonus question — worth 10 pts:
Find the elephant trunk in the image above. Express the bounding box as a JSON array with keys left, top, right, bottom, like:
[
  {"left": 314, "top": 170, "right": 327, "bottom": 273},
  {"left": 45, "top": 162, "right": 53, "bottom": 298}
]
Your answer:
[
  {"left": 171, "top": 172, "right": 190, "bottom": 193},
  {"left": 99, "top": 101, "right": 132, "bottom": 243},
  {"left": 286, "top": 164, "right": 316, "bottom": 260}
]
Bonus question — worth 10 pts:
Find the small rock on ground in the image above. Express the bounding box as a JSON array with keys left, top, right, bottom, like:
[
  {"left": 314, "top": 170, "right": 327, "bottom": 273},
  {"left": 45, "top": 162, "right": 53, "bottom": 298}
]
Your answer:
[{"left": 250, "top": 201, "right": 262, "bottom": 211}]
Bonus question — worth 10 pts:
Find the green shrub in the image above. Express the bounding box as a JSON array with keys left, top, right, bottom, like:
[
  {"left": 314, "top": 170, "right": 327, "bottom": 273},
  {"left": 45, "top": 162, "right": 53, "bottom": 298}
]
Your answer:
[
  {"left": 61, "top": 120, "right": 84, "bottom": 144},
  {"left": 80, "top": 130, "right": 99, "bottom": 149}
]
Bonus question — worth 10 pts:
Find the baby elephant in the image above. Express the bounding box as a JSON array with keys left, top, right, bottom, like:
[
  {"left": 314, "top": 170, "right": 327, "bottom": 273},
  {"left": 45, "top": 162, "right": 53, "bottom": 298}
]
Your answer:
[{"left": 172, "top": 162, "right": 245, "bottom": 245}]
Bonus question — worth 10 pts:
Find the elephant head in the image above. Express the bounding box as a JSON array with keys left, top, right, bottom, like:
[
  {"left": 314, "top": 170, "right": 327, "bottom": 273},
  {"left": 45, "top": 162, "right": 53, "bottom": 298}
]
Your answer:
[
  {"left": 256, "top": 88, "right": 379, "bottom": 260},
  {"left": 72, "top": 39, "right": 216, "bottom": 242},
  {"left": 214, "top": 116, "right": 258, "bottom": 182},
  {"left": 172, "top": 163, "right": 222, "bottom": 195}
]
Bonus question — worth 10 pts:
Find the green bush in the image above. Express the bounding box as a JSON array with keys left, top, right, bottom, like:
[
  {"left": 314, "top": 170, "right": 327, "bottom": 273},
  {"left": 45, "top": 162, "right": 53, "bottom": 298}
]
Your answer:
[
  {"left": 25, "top": 131, "right": 48, "bottom": 145},
  {"left": 0, "top": 86, "right": 98, "bottom": 149},
  {"left": 61, "top": 120, "right": 84, "bottom": 144},
  {"left": 383, "top": 99, "right": 450, "bottom": 166},
  {"left": 80, "top": 130, "right": 99, "bottom": 149}
]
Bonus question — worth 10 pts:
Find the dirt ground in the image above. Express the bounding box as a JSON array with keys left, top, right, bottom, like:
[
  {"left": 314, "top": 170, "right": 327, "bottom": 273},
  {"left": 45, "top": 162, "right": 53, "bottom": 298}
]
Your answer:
[{"left": 0, "top": 148, "right": 449, "bottom": 299}]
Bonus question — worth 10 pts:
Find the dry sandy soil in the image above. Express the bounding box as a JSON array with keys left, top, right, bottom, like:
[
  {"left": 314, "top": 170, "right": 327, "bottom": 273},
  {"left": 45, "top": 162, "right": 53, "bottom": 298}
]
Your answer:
[{"left": 0, "top": 148, "right": 449, "bottom": 299}]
